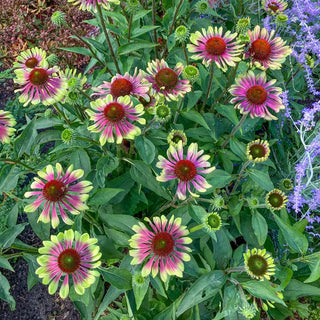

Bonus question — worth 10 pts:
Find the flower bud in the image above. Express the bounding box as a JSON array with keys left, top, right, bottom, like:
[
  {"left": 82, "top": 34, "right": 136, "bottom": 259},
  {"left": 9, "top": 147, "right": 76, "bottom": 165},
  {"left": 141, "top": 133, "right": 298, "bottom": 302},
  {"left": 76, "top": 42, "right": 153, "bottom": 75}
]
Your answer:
[
  {"left": 51, "top": 11, "right": 66, "bottom": 27},
  {"left": 175, "top": 26, "right": 189, "bottom": 43}
]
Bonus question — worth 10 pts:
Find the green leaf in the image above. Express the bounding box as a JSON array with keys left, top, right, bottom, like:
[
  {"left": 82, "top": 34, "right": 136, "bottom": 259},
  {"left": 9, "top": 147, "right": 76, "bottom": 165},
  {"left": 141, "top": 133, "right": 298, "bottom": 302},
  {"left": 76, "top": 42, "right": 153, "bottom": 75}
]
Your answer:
[
  {"left": 284, "top": 279, "right": 320, "bottom": 300},
  {"left": 0, "top": 256, "right": 14, "bottom": 272},
  {"left": 0, "top": 165, "right": 21, "bottom": 193},
  {"left": 0, "top": 271, "right": 15, "bottom": 310},
  {"left": 248, "top": 169, "right": 274, "bottom": 191},
  {"left": 273, "top": 213, "right": 308, "bottom": 254},
  {"left": 304, "top": 258, "right": 320, "bottom": 283},
  {"left": 118, "top": 41, "right": 158, "bottom": 55},
  {"left": 70, "top": 148, "right": 91, "bottom": 178},
  {"left": 135, "top": 136, "right": 156, "bottom": 164},
  {"left": 188, "top": 205, "right": 207, "bottom": 224},
  {"left": 181, "top": 109, "right": 210, "bottom": 130},
  {"left": 88, "top": 188, "right": 124, "bottom": 206},
  {"left": 216, "top": 105, "right": 239, "bottom": 125},
  {"left": 59, "top": 46, "right": 92, "bottom": 56},
  {"left": 94, "top": 286, "right": 124, "bottom": 320},
  {"left": 95, "top": 155, "right": 119, "bottom": 188},
  {"left": 33, "top": 130, "right": 61, "bottom": 146},
  {"left": 133, "top": 275, "right": 149, "bottom": 310},
  {"left": 14, "top": 119, "right": 37, "bottom": 157},
  {"left": 187, "top": 91, "right": 203, "bottom": 110},
  {"left": 176, "top": 270, "right": 226, "bottom": 316},
  {"left": 131, "top": 25, "right": 159, "bottom": 38},
  {"left": 230, "top": 137, "right": 247, "bottom": 161},
  {"left": 204, "top": 169, "right": 232, "bottom": 193},
  {"left": 130, "top": 161, "right": 171, "bottom": 200},
  {"left": 252, "top": 210, "right": 268, "bottom": 246},
  {"left": 100, "top": 267, "right": 132, "bottom": 290},
  {"left": 275, "top": 265, "right": 293, "bottom": 290},
  {"left": 0, "top": 223, "right": 27, "bottom": 249},
  {"left": 100, "top": 214, "right": 139, "bottom": 234},
  {"left": 212, "top": 229, "right": 232, "bottom": 269},
  {"left": 23, "top": 254, "right": 40, "bottom": 290},
  {"left": 242, "top": 280, "right": 286, "bottom": 306},
  {"left": 27, "top": 210, "right": 50, "bottom": 240}
]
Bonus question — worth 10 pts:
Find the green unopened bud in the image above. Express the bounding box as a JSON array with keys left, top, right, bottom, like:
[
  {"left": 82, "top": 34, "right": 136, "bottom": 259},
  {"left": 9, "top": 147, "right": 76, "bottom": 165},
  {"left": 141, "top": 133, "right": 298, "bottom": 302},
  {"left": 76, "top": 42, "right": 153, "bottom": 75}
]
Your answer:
[
  {"left": 212, "top": 195, "right": 225, "bottom": 210},
  {"left": 182, "top": 65, "right": 199, "bottom": 82},
  {"left": 275, "top": 14, "right": 288, "bottom": 27},
  {"left": 47, "top": 54, "right": 59, "bottom": 66},
  {"left": 51, "top": 11, "right": 66, "bottom": 27},
  {"left": 239, "top": 304, "right": 256, "bottom": 319},
  {"left": 61, "top": 128, "right": 74, "bottom": 144},
  {"left": 248, "top": 197, "right": 259, "bottom": 208},
  {"left": 154, "top": 104, "right": 171, "bottom": 123},
  {"left": 280, "top": 178, "right": 293, "bottom": 191},
  {"left": 175, "top": 25, "right": 189, "bottom": 43},
  {"left": 195, "top": 0, "right": 209, "bottom": 14},
  {"left": 236, "top": 17, "right": 251, "bottom": 34},
  {"left": 133, "top": 273, "right": 146, "bottom": 287}
]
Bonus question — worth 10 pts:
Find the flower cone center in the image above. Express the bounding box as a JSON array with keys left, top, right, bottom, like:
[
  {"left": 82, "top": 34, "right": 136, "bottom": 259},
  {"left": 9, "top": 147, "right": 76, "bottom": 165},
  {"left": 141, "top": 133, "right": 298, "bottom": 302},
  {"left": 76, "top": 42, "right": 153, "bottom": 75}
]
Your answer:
[
  {"left": 155, "top": 68, "right": 178, "bottom": 90},
  {"left": 268, "top": 2, "right": 279, "bottom": 11},
  {"left": 25, "top": 57, "right": 39, "bottom": 68},
  {"left": 205, "top": 37, "right": 226, "bottom": 56},
  {"left": 43, "top": 179, "right": 67, "bottom": 202},
  {"left": 249, "top": 144, "right": 266, "bottom": 159},
  {"left": 29, "top": 68, "right": 49, "bottom": 85},
  {"left": 58, "top": 248, "right": 81, "bottom": 273},
  {"left": 172, "top": 134, "right": 183, "bottom": 144},
  {"left": 268, "top": 193, "right": 283, "bottom": 208},
  {"left": 247, "top": 255, "right": 268, "bottom": 276},
  {"left": 110, "top": 78, "right": 133, "bottom": 97},
  {"left": 207, "top": 214, "right": 221, "bottom": 229},
  {"left": 174, "top": 159, "right": 197, "bottom": 181},
  {"left": 246, "top": 85, "right": 268, "bottom": 105},
  {"left": 250, "top": 39, "right": 271, "bottom": 60},
  {"left": 104, "top": 102, "right": 125, "bottom": 122},
  {"left": 151, "top": 232, "right": 174, "bottom": 256}
]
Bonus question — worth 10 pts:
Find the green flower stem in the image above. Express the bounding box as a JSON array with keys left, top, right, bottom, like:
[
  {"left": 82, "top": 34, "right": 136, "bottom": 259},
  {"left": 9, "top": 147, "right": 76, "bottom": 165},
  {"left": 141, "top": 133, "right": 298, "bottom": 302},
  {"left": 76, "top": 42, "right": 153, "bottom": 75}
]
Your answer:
[
  {"left": 142, "top": 118, "right": 156, "bottom": 135},
  {"left": 197, "top": 198, "right": 214, "bottom": 203},
  {"left": 289, "top": 251, "right": 320, "bottom": 264},
  {"left": 138, "top": 0, "right": 147, "bottom": 9},
  {"left": 79, "top": 89, "right": 93, "bottom": 101},
  {"left": 230, "top": 160, "right": 251, "bottom": 194},
  {"left": 75, "top": 137, "right": 109, "bottom": 155},
  {"left": 225, "top": 266, "right": 246, "bottom": 274},
  {"left": 221, "top": 113, "right": 248, "bottom": 148},
  {"left": 154, "top": 195, "right": 178, "bottom": 216},
  {"left": 95, "top": 0, "right": 121, "bottom": 73},
  {"left": 210, "top": 61, "right": 240, "bottom": 111},
  {"left": 5, "top": 244, "right": 39, "bottom": 254},
  {"left": 201, "top": 62, "right": 214, "bottom": 112},
  {"left": 0, "top": 158, "right": 35, "bottom": 172},
  {"left": 173, "top": 99, "right": 184, "bottom": 124},
  {"left": 83, "top": 211, "right": 103, "bottom": 233},
  {"left": 182, "top": 43, "right": 189, "bottom": 65},
  {"left": 53, "top": 104, "right": 71, "bottom": 126},
  {"left": 128, "top": 13, "right": 133, "bottom": 42},
  {"left": 285, "top": 64, "right": 302, "bottom": 87},
  {"left": 62, "top": 23, "right": 107, "bottom": 68},
  {"left": 168, "top": 0, "right": 184, "bottom": 36},
  {"left": 152, "top": 0, "right": 158, "bottom": 59},
  {"left": 189, "top": 224, "right": 204, "bottom": 233}
]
